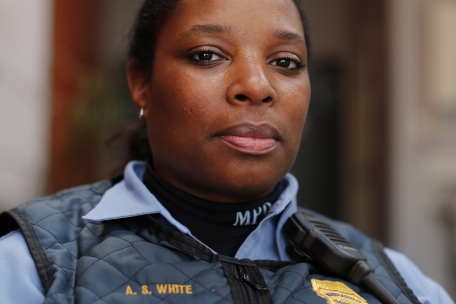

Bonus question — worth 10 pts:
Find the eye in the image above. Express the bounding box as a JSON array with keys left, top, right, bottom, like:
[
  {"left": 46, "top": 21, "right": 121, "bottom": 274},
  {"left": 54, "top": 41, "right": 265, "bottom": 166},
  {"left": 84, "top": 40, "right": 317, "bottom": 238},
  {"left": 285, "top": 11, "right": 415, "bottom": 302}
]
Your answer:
[
  {"left": 270, "top": 58, "right": 301, "bottom": 70},
  {"left": 190, "top": 50, "right": 222, "bottom": 62}
]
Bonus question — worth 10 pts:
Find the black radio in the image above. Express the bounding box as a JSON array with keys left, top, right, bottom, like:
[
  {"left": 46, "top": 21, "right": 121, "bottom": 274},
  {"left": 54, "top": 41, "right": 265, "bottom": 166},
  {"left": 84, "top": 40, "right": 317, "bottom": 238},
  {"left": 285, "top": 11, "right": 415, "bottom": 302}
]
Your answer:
[{"left": 284, "top": 212, "right": 400, "bottom": 304}]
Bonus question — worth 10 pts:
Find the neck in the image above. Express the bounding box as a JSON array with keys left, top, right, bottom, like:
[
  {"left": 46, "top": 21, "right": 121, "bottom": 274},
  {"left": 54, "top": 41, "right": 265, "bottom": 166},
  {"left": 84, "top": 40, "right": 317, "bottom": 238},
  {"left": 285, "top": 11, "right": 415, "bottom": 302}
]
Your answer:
[{"left": 142, "top": 161, "right": 286, "bottom": 256}]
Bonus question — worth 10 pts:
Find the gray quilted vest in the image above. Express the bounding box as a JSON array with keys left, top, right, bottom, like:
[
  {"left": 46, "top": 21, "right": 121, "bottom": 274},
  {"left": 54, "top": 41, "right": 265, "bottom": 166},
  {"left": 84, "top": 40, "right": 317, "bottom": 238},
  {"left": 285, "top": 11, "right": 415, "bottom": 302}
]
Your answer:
[{"left": 0, "top": 179, "right": 421, "bottom": 304}]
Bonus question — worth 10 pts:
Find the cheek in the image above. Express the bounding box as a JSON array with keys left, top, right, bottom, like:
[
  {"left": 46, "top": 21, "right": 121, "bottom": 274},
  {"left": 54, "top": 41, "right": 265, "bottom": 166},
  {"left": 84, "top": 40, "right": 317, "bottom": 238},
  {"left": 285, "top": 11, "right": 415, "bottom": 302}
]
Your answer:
[
  {"left": 279, "top": 81, "right": 311, "bottom": 156},
  {"left": 283, "top": 81, "right": 310, "bottom": 129},
  {"left": 148, "top": 68, "right": 224, "bottom": 146}
]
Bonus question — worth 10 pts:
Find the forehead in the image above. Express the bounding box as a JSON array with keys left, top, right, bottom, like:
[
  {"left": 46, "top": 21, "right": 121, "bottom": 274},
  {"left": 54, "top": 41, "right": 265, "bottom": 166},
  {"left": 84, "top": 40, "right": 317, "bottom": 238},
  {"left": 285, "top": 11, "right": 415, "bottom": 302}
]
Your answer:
[{"left": 170, "top": 0, "right": 304, "bottom": 38}]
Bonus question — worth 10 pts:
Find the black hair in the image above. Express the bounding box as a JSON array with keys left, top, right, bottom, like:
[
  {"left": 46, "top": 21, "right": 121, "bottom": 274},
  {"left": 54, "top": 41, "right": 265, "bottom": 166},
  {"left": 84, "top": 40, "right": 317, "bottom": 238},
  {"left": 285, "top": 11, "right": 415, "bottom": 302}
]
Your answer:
[
  {"left": 122, "top": 0, "right": 311, "bottom": 167},
  {"left": 128, "top": 0, "right": 180, "bottom": 76}
]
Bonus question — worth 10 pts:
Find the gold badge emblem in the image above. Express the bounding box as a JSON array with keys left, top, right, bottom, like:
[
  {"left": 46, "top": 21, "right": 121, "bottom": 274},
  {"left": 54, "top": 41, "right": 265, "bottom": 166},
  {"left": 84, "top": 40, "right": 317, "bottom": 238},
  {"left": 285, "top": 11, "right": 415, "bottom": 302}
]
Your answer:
[{"left": 311, "top": 279, "right": 368, "bottom": 304}]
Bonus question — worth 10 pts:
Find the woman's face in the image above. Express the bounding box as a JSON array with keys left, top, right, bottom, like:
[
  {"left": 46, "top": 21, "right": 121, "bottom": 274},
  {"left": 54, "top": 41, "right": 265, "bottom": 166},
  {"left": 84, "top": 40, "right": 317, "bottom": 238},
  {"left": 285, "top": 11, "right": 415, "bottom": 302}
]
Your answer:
[{"left": 129, "top": 0, "right": 310, "bottom": 202}]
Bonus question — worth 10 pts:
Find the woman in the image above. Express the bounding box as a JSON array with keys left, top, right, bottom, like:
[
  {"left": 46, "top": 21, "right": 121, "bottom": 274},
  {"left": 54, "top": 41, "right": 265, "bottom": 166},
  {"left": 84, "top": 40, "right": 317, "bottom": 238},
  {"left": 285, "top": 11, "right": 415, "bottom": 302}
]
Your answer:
[{"left": 0, "top": 0, "right": 453, "bottom": 303}]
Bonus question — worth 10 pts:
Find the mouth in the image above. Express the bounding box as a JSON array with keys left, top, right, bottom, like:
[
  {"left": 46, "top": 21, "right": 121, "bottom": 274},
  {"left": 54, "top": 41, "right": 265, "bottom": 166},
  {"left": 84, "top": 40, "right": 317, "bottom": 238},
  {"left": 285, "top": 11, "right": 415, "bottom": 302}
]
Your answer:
[{"left": 215, "top": 123, "right": 281, "bottom": 155}]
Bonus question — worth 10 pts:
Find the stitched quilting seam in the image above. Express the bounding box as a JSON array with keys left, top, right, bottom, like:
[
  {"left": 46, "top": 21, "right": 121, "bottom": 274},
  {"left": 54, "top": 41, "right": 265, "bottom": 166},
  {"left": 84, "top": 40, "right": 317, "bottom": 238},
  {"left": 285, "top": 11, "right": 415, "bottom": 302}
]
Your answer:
[
  {"left": 150, "top": 271, "right": 230, "bottom": 304},
  {"left": 81, "top": 259, "right": 231, "bottom": 304},
  {"left": 155, "top": 265, "right": 233, "bottom": 304},
  {"left": 76, "top": 282, "right": 174, "bottom": 304},
  {"left": 75, "top": 244, "right": 139, "bottom": 284},
  {"left": 51, "top": 264, "right": 76, "bottom": 288},
  {"left": 290, "top": 294, "right": 310, "bottom": 304},
  {"left": 41, "top": 222, "right": 106, "bottom": 251},
  {"left": 33, "top": 201, "right": 94, "bottom": 226},
  {"left": 22, "top": 190, "right": 99, "bottom": 211},
  {"left": 76, "top": 249, "right": 231, "bottom": 303},
  {"left": 80, "top": 228, "right": 144, "bottom": 252}
]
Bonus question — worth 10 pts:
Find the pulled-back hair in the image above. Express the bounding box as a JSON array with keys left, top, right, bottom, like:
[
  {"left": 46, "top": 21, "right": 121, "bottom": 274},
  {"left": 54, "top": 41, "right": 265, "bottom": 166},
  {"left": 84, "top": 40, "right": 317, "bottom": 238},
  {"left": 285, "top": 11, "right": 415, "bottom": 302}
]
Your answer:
[{"left": 123, "top": 0, "right": 311, "bottom": 167}]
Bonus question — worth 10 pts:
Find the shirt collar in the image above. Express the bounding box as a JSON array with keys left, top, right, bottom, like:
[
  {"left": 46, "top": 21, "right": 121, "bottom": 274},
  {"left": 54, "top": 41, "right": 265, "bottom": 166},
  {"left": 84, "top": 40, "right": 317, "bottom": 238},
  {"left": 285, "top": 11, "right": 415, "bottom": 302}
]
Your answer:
[{"left": 83, "top": 161, "right": 299, "bottom": 238}]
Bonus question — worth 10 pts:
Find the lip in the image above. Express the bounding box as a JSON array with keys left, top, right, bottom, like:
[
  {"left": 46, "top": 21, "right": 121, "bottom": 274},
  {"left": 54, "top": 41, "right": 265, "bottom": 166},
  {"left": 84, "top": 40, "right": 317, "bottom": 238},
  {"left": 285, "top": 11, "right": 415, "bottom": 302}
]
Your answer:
[{"left": 215, "top": 123, "right": 281, "bottom": 155}]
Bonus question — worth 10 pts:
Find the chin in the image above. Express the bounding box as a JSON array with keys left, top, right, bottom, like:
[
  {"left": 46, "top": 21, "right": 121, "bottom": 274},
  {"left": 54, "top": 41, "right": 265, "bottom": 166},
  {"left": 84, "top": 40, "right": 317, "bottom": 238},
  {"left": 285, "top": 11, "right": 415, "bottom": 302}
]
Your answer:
[{"left": 205, "top": 164, "right": 288, "bottom": 201}]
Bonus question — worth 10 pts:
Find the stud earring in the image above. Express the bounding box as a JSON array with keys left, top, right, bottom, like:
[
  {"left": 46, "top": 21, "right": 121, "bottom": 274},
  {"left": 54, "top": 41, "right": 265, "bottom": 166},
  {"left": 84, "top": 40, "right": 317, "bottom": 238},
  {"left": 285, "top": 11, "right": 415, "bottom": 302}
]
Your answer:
[{"left": 139, "top": 108, "right": 144, "bottom": 119}]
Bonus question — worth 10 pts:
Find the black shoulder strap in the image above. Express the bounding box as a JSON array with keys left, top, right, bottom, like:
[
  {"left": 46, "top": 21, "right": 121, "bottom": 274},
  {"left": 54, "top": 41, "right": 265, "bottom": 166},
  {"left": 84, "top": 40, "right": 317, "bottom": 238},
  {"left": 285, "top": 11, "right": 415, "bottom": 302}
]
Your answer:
[
  {"left": 2, "top": 209, "right": 52, "bottom": 293},
  {"left": 372, "top": 240, "right": 422, "bottom": 304},
  {"left": 0, "top": 211, "right": 19, "bottom": 237}
]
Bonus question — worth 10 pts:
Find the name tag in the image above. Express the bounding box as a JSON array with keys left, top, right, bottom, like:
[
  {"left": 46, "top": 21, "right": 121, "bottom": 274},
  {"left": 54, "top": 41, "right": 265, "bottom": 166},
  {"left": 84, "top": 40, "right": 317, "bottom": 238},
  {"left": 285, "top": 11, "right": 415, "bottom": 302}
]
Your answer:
[{"left": 125, "top": 284, "right": 193, "bottom": 296}]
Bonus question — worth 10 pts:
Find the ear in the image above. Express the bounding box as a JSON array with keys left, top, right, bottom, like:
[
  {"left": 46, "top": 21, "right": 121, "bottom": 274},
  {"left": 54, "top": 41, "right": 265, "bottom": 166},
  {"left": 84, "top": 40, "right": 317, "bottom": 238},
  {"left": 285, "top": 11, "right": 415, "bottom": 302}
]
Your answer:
[{"left": 127, "top": 60, "right": 150, "bottom": 114}]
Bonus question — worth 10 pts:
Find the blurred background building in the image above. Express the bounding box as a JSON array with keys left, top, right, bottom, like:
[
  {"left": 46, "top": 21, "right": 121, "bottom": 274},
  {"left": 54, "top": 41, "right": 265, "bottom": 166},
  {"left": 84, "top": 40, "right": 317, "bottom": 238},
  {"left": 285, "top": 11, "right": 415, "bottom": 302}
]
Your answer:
[{"left": 0, "top": 0, "right": 455, "bottom": 298}]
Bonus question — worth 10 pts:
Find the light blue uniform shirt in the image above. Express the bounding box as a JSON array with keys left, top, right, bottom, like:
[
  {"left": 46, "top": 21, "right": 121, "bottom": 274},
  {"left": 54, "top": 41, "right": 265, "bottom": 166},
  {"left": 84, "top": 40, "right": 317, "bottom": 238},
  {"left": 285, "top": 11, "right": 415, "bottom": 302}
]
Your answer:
[{"left": 0, "top": 161, "right": 453, "bottom": 304}]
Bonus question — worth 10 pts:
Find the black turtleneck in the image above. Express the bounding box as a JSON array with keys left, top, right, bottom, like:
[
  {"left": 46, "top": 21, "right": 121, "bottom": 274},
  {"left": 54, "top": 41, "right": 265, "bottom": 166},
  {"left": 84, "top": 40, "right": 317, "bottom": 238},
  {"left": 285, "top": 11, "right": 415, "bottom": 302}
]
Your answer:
[{"left": 142, "top": 162, "right": 285, "bottom": 257}]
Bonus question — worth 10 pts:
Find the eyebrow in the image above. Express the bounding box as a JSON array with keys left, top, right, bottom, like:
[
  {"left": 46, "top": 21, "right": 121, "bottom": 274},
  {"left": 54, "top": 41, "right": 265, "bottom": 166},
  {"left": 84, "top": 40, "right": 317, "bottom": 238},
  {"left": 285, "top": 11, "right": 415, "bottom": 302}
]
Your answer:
[
  {"left": 273, "top": 30, "right": 306, "bottom": 46},
  {"left": 179, "top": 24, "right": 231, "bottom": 40}
]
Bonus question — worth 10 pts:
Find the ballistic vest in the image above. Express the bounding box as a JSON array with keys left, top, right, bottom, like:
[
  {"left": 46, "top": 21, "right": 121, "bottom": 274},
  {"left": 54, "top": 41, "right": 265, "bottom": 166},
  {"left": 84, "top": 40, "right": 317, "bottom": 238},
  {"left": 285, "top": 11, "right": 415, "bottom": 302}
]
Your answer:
[{"left": 0, "top": 179, "right": 421, "bottom": 304}]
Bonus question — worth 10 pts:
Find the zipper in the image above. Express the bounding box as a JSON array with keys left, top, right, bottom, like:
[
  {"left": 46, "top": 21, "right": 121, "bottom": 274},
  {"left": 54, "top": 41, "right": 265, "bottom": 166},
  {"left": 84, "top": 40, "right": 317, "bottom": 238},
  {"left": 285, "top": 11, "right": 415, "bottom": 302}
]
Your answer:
[
  {"left": 220, "top": 259, "right": 273, "bottom": 304},
  {"left": 236, "top": 265, "right": 268, "bottom": 291},
  {"left": 234, "top": 265, "right": 268, "bottom": 304}
]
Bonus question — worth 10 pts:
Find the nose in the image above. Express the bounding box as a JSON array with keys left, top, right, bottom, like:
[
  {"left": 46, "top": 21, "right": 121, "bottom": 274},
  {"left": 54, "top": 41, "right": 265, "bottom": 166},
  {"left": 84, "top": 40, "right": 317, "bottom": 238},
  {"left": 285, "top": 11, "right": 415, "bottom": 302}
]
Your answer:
[{"left": 226, "top": 57, "right": 277, "bottom": 106}]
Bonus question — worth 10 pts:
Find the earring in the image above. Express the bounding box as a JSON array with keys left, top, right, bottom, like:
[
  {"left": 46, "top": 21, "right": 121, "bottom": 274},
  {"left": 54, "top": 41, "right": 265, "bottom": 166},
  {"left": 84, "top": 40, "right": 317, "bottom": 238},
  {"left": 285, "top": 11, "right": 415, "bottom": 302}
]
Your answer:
[{"left": 139, "top": 108, "right": 144, "bottom": 119}]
